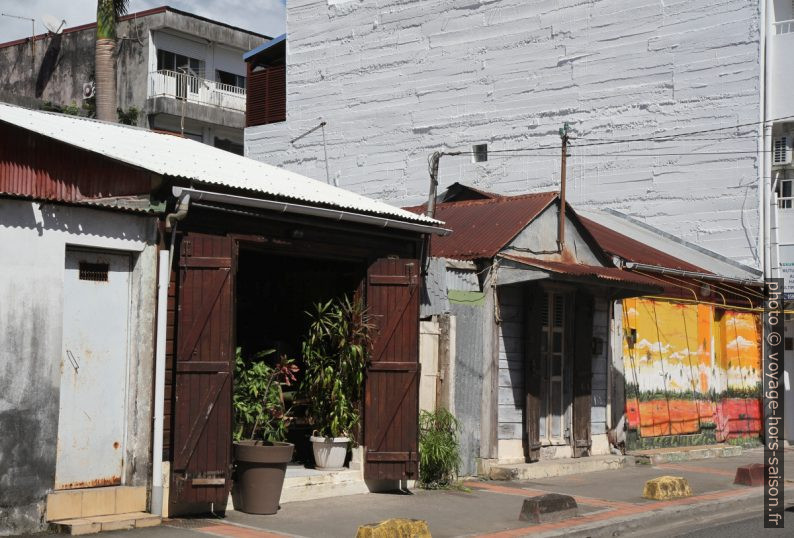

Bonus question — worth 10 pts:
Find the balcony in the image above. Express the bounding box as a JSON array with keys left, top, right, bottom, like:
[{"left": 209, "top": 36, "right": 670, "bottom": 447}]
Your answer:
[
  {"left": 770, "top": 20, "right": 794, "bottom": 120},
  {"left": 148, "top": 70, "right": 246, "bottom": 113}
]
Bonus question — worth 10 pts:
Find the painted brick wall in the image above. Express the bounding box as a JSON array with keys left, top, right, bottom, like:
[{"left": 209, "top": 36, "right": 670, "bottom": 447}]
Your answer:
[{"left": 246, "top": 0, "right": 762, "bottom": 266}]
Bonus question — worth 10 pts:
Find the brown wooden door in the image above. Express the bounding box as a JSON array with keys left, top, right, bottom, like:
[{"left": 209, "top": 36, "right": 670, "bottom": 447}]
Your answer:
[
  {"left": 170, "top": 232, "right": 235, "bottom": 515},
  {"left": 364, "top": 258, "right": 420, "bottom": 480},
  {"left": 571, "top": 291, "right": 594, "bottom": 458},
  {"left": 524, "top": 287, "right": 544, "bottom": 462}
]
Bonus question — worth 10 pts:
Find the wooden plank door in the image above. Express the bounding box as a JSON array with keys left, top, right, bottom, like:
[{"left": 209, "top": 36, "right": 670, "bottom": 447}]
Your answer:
[
  {"left": 170, "top": 232, "right": 235, "bottom": 515},
  {"left": 524, "top": 287, "right": 544, "bottom": 463},
  {"left": 364, "top": 258, "right": 420, "bottom": 480},
  {"left": 571, "top": 291, "right": 593, "bottom": 458}
]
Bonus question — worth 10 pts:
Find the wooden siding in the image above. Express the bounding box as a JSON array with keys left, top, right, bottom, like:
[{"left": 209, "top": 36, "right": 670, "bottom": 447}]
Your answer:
[{"left": 0, "top": 123, "right": 152, "bottom": 202}]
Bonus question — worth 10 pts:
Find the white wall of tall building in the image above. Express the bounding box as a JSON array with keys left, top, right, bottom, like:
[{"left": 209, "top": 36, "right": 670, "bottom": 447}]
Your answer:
[{"left": 246, "top": 0, "right": 763, "bottom": 267}]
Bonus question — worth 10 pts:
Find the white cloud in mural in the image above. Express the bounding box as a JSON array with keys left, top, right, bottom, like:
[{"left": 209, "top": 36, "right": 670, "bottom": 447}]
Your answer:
[
  {"left": 635, "top": 339, "right": 671, "bottom": 354},
  {"left": 725, "top": 335, "right": 756, "bottom": 351}
]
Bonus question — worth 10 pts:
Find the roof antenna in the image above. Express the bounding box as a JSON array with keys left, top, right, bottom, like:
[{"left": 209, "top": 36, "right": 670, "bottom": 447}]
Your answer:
[{"left": 1, "top": 12, "right": 35, "bottom": 72}]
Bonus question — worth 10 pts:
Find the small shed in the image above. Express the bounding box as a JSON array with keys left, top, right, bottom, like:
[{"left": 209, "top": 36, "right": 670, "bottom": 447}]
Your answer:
[
  {"left": 408, "top": 188, "right": 659, "bottom": 473},
  {"left": 0, "top": 102, "right": 448, "bottom": 530}
]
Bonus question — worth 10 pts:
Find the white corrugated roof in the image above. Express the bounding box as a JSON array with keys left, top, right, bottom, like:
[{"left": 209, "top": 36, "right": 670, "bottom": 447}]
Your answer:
[{"left": 0, "top": 102, "right": 440, "bottom": 225}]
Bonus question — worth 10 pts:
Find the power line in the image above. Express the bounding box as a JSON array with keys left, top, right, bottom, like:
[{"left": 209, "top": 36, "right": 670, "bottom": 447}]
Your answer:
[
  {"left": 456, "top": 150, "right": 773, "bottom": 157},
  {"left": 476, "top": 113, "right": 794, "bottom": 154}
]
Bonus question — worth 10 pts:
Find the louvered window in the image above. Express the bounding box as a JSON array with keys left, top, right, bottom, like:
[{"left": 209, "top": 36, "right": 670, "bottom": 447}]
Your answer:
[
  {"left": 246, "top": 63, "right": 286, "bottom": 127},
  {"left": 773, "top": 136, "right": 791, "bottom": 165}
]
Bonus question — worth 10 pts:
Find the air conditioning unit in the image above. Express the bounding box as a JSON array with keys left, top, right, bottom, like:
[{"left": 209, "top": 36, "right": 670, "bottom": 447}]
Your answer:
[{"left": 82, "top": 82, "right": 95, "bottom": 100}]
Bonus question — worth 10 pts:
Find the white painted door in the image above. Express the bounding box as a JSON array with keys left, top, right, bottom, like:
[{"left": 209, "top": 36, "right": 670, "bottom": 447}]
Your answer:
[{"left": 55, "top": 249, "right": 131, "bottom": 490}]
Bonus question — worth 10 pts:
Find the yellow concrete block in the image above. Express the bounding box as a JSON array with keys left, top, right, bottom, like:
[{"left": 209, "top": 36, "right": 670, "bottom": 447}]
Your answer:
[
  {"left": 81, "top": 488, "right": 116, "bottom": 517},
  {"left": 642, "top": 475, "right": 693, "bottom": 500},
  {"left": 115, "top": 487, "right": 147, "bottom": 513},
  {"left": 46, "top": 490, "right": 83, "bottom": 521},
  {"left": 356, "top": 518, "right": 431, "bottom": 538}
]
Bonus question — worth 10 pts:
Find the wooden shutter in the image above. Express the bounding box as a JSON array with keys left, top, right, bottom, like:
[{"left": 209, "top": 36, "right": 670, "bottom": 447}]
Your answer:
[
  {"left": 246, "top": 64, "right": 286, "bottom": 127},
  {"left": 170, "top": 233, "right": 235, "bottom": 515},
  {"left": 364, "top": 258, "right": 420, "bottom": 480},
  {"left": 524, "top": 287, "right": 544, "bottom": 463},
  {"left": 571, "top": 291, "right": 593, "bottom": 458}
]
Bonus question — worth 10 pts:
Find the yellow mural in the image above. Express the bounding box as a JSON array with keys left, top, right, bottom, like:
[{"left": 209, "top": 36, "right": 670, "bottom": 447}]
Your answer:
[{"left": 622, "top": 298, "right": 761, "bottom": 439}]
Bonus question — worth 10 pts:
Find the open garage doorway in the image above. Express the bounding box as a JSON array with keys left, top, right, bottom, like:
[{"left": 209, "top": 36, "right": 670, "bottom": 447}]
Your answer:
[{"left": 234, "top": 247, "right": 365, "bottom": 463}]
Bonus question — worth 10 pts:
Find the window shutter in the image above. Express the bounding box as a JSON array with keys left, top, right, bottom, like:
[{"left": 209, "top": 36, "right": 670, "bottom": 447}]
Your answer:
[
  {"left": 773, "top": 136, "right": 791, "bottom": 165},
  {"left": 246, "top": 64, "right": 286, "bottom": 127}
]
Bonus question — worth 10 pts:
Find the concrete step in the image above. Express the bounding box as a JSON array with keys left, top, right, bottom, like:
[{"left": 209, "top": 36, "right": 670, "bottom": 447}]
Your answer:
[
  {"left": 50, "top": 512, "right": 161, "bottom": 535},
  {"left": 629, "top": 444, "right": 743, "bottom": 465},
  {"left": 226, "top": 466, "right": 369, "bottom": 511},
  {"left": 46, "top": 486, "right": 147, "bottom": 521},
  {"left": 487, "top": 455, "right": 629, "bottom": 481}
]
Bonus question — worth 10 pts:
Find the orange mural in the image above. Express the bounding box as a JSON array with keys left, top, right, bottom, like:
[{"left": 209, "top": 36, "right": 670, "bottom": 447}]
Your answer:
[{"left": 622, "top": 298, "right": 761, "bottom": 440}]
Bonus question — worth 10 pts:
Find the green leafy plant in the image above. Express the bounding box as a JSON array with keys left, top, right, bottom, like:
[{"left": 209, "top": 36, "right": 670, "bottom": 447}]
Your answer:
[
  {"left": 117, "top": 106, "right": 139, "bottom": 125},
  {"left": 300, "top": 295, "right": 371, "bottom": 439},
  {"left": 233, "top": 347, "right": 298, "bottom": 443},
  {"left": 418, "top": 408, "right": 461, "bottom": 489}
]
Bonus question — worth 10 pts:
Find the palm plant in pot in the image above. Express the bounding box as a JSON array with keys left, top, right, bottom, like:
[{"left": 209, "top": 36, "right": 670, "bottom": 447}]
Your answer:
[
  {"left": 232, "top": 347, "right": 298, "bottom": 514},
  {"left": 301, "top": 295, "right": 371, "bottom": 470}
]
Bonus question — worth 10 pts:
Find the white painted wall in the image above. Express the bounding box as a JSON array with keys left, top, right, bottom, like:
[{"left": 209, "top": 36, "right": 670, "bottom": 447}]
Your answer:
[
  {"left": 0, "top": 199, "right": 158, "bottom": 531},
  {"left": 246, "top": 0, "right": 762, "bottom": 267}
]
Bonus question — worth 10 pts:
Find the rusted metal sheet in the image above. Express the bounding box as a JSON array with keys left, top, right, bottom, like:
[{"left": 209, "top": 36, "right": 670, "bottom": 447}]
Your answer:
[
  {"left": 501, "top": 254, "right": 662, "bottom": 290},
  {"left": 55, "top": 249, "right": 130, "bottom": 490},
  {"left": 578, "top": 215, "right": 712, "bottom": 274},
  {"left": 0, "top": 123, "right": 152, "bottom": 203},
  {"left": 406, "top": 192, "right": 558, "bottom": 260}
]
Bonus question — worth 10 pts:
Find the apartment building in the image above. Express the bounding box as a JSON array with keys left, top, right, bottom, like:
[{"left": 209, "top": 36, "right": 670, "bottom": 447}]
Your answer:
[{"left": 0, "top": 6, "right": 270, "bottom": 153}]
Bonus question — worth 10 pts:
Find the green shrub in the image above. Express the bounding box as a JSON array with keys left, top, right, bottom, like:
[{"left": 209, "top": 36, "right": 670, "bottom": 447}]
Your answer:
[
  {"left": 233, "top": 347, "right": 299, "bottom": 442},
  {"left": 300, "top": 295, "right": 372, "bottom": 439},
  {"left": 419, "top": 408, "right": 460, "bottom": 489}
]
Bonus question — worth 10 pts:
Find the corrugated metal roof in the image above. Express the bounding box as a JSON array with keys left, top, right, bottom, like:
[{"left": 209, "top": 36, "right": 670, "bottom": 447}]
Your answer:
[
  {"left": 405, "top": 192, "right": 558, "bottom": 259},
  {"left": 500, "top": 254, "right": 662, "bottom": 290},
  {"left": 0, "top": 102, "right": 440, "bottom": 226},
  {"left": 243, "top": 34, "right": 286, "bottom": 61},
  {"left": 577, "top": 209, "right": 761, "bottom": 281},
  {"left": 578, "top": 214, "right": 710, "bottom": 274}
]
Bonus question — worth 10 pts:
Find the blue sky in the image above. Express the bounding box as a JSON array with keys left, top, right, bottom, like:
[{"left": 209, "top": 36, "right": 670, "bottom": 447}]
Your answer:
[{"left": 0, "top": 0, "right": 286, "bottom": 43}]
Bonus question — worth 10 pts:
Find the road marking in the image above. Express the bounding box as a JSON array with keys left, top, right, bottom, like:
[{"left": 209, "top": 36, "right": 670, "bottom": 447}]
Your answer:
[{"left": 193, "top": 523, "right": 295, "bottom": 538}]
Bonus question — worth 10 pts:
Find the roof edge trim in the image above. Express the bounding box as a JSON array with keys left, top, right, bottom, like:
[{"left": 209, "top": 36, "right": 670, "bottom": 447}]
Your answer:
[{"left": 172, "top": 187, "right": 452, "bottom": 236}]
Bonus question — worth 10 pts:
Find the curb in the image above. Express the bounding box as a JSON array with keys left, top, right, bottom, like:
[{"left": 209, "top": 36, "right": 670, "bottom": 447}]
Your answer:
[
  {"left": 630, "top": 445, "right": 743, "bottom": 465},
  {"left": 532, "top": 488, "right": 764, "bottom": 537}
]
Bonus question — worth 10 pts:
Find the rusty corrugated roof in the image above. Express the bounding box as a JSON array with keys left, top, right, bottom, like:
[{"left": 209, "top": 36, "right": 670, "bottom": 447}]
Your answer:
[
  {"left": 578, "top": 215, "right": 711, "bottom": 274},
  {"left": 501, "top": 254, "right": 662, "bottom": 290},
  {"left": 405, "top": 191, "right": 558, "bottom": 259}
]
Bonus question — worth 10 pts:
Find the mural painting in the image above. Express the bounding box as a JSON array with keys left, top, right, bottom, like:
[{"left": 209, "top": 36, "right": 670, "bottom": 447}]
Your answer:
[{"left": 622, "top": 298, "right": 761, "bottom": 443}]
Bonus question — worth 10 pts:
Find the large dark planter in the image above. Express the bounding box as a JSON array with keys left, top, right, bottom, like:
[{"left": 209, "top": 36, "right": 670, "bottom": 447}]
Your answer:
[{"left": 232, "top": 440, "right": 294, "bottom": 515}]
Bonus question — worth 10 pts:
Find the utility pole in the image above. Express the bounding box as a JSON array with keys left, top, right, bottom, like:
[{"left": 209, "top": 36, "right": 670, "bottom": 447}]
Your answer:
[
  {"left": 426, "top": 150, "right": 461, "bottom": 218},
  {"left": 558, "top": 122, "right": 570, "bottom": 252}
]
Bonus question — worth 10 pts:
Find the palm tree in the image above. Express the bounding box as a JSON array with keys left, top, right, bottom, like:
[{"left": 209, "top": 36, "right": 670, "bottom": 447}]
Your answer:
[{"left": 95, "top": 0, "right": 129, "bottom": 122}]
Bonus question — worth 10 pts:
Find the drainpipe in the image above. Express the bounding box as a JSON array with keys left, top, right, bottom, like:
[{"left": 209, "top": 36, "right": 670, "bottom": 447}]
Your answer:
[
  {"left": 761, "top": 0, "right": 771, "bottom": 279},
  {"left": 151, "top": 194, "right": 190, "bottom": 516}
]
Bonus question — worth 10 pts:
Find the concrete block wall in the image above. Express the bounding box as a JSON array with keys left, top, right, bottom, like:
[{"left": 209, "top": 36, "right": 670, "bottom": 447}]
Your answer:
[{"left": 246, "top": 0, "right": 762, "bottom": 267}]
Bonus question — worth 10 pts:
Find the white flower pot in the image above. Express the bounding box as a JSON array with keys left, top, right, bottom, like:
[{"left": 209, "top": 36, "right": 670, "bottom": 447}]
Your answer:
[{"left": 310, "top": 436, "right": 349, "bottom": 470}]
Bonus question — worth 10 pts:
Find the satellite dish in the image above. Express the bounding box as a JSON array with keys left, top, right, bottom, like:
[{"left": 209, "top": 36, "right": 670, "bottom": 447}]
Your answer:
[{"left": 42, "top": 14, "right": 66, "bottom": 34}]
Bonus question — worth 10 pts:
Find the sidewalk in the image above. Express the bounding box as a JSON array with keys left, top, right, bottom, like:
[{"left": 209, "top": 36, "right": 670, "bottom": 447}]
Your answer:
[{"left": 128, "top": 448, "right": 791, "bottom": 538}]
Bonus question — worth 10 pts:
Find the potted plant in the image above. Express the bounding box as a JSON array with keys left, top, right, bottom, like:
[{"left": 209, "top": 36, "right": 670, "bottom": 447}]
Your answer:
[
  {"left": 231, "top": 347, "right": 299, "bottom": 514},
  {"left": 301, "top": 295, "right": 372, "bottom": 470}
]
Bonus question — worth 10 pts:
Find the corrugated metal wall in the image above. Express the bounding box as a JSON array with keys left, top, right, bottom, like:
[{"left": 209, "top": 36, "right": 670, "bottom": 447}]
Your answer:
[
  {"left": 451, "top": 299, "right": 484, "bottom": 476},
  {"left": 0, "top": 123, "right": 153, "bottom": 202}
]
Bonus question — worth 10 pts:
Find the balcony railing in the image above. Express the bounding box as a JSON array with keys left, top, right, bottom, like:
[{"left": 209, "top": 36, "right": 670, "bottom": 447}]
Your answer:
[
  {"left": 148, "top": 70, "right": 246, "bottom": 113},
  {"left": 775, "top": 18, "right": 794, "bottom": 35}
]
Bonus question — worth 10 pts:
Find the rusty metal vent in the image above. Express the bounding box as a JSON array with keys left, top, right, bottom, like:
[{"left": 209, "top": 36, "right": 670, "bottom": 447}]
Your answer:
[{"left": 79, "top": 262, "right": 109, "bottom": 282}]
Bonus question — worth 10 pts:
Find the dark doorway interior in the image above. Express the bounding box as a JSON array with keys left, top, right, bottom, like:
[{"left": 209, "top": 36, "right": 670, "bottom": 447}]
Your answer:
[{"left": 234, "top": 248, "right": 364, "bottom": 462}]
